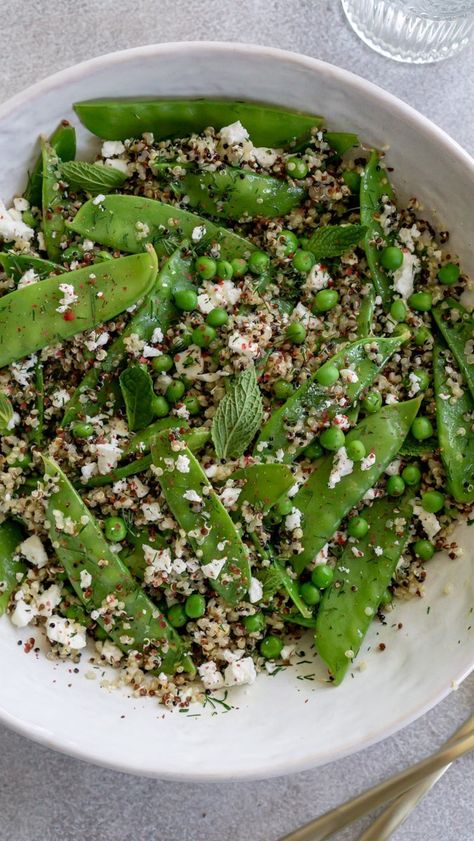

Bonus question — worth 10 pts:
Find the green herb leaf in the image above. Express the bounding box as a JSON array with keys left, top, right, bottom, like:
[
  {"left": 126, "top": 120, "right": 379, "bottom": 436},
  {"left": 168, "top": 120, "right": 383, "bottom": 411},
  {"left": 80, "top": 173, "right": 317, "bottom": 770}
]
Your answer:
[
  {"left": 0, "top": 394, "right": 14, "bottom": 435},
  {"left": 307, "top": 224, "right": 367, "bottom": 260},
  {"left": 119, "top": 365, "right": 156, "bottom": 432},
  {"left": 60, "top": 161, "right": 127, "bottom": 194},
  {"left": 211, "top": 366, "right": 263, "bottom": 459}
]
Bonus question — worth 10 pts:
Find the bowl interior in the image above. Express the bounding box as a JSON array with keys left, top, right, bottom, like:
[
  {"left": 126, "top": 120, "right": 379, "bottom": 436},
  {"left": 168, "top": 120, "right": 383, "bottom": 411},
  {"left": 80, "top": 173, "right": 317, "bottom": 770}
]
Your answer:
[{"left": 0, "top": 42, "right": 473, "bottom": 781}]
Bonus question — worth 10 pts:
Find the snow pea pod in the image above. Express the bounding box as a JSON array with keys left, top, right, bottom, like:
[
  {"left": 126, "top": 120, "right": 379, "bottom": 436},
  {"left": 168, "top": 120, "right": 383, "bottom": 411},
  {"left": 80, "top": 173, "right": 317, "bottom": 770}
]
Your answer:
[
  {"left": 289, "top": 397, "right": 421, "bottom": 574},
  {"left": 255, "top": 335, "right": 404, "bottom": 461},
  {"left": 67, "top": 194, "right": 272, "bottom": 276},
  {"left": 43, "top": 457, "right": 193, "bottom": 675},
  {"left": 160, "top": 164, "right": 304, "bottom": 220},
  {"left": 0, "top": 249, "right": 158, "bottom": 369},
  {"left": 432, "top": 298, "right": 474, "bottom": 400},
  {"left": 226, "top": 464, "right": 295, "bottom": 515},
  {"left": 315, "top": 490, "right": 415, "bottom": 684},
  {"left": 356, "top": 286, "right": 375, "bottom": 337},
  {"left": 151, "top": 430, "right": 251, "bottom": 605},
  {"left": 325, "top": 131, "right": 359, "bottom": 157},
  {"left": 29, "top": 361, "right": 44, "bottom": 446},
  {"left": 120, "top": 528, "right": 168, "bottom": 581},
  {"left": 0, "top": 253, "right": 61, "bottom": 282},
  {"left": 25, "top": 121, "right": 76, "bottom": 208},
  {"left": 433, "top": 343, "right": 474, "bottom": 503},
  {"left": 41, "top": 140, "right": 67, "bottom": 261},
  {"left": 73, "top": 98, "right": 323, "bottom": 146},
  {"left": 62, "top": 245, "right": 192, "bottom": 426},
  {"left": 360, "top": 150, "right": 394, "bottom": 307},
  {"left": 0, "top": 520, "right": 25, "bottom": 617},
  {"left": 124, "top": 418, "right": 189, "bottom": 457},
  {"left": 80, "top": 427, "right": 210, "bottom": 489}
]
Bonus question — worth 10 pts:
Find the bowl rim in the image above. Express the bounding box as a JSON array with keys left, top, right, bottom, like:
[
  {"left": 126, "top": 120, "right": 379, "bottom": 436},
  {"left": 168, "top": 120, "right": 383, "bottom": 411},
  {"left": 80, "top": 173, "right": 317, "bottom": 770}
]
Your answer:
[{"left": 0, "top": 40, "right": 473, "bottom": 781}]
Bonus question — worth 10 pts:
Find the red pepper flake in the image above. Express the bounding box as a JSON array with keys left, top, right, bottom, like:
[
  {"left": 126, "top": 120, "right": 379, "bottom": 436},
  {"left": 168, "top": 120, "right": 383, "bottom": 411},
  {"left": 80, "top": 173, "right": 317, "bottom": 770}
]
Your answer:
[
  {"left": 378, "top": 643, "right": 386, "bottom": 651},
  {"left": 24, "top": 637, "right": 35, "bottom": 654},
  {"left": 63, "top": 310, "right": 75, "bottom": 321}
]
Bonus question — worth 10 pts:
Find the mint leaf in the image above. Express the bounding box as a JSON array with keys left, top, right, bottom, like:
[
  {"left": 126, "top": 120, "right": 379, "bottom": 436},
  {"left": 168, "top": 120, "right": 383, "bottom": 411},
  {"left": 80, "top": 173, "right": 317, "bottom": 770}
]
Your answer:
[
  {"left": 119, "top": 365, "right": 156, "bottom": 432},
  {"left": 307, "top": 224, "right": 366, "bottom": 260},
  {"left": 0, "top": 394, "right": 14, "bottom": 435},
  {"left": 61, "top": 161, "right": 127, "bottom": 194},
  {"left": 211, "top": 366, "right": 263, "bottom": 459}
]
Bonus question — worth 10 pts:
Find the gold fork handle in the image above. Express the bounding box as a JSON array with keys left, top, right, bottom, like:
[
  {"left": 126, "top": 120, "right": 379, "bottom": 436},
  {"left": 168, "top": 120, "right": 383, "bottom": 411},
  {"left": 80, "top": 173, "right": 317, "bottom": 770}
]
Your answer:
[
  {"left": 357, "top": 715, "right": 474, "bottom": 841},
  {"left": 277, "top": 726, "right": 474, "bottom": 841}
]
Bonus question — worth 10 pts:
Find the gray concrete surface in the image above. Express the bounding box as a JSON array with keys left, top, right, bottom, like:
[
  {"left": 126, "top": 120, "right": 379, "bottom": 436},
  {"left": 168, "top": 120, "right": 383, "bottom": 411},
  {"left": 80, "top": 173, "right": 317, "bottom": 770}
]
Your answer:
[{"left": 0, "top": 2, "right": 473, "bottom": 839}]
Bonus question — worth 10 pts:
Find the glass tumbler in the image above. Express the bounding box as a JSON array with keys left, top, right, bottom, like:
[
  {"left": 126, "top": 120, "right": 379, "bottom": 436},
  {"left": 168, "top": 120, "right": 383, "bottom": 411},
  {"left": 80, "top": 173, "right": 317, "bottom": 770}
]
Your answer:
[{"left": 341, "top": 0, "right": 474, "bottom": 62}]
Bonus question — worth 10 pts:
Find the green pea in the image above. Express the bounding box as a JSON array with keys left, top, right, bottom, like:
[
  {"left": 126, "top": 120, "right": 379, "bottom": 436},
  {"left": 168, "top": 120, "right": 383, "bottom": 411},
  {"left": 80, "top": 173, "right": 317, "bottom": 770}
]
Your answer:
[
  {"left": 362, "top": 390, "right": 382, "bottom": 414},
  {"left": 279, "top": 230, "right": 299, "bottom": 256},
  {"left": 437, "top": 262, "right": 460, "bottom": 286},
  {"left": 320, "top": 426, "right": 345, "bottom": 451},
  {"left": 248, "top": 251, "right": 270, "bottom": 275},
  {"left": 71, "top": 421, "right": 94, "bottom": 439},
  {"left": 390, "top": 299, "right": 407, "bottom": 323},
  {"left": 285, "top": 322, "right": 306, "bottom": 344},
  {"left": 311, "top": 564, "right": 334, "bottom": 589},
  {"left": 21, "top": 210, "right": 38, "bottom": 228},
  {"left": 206, "top": 307, "right": 228, "bottom": 327},
  {"left": 392, "top": 323, "right": 411, "bottom": 341},
  {"left": 342, "top": 170, "right": 361, "bottom": 193},
  {"left": 184, "top": 593, "right": 206, "bottom": 619},
  {"left": 171, "top": 332, "right": 193, "bottom": 354},
  {"left": 347, "top": 516, "right": 369, "bottom": 539},
  {"left": 414, "top": 539, "right": 435, "bottom": 560},
  {"left": 151, "top": 395, "right": 170, "bottom": 417},
  {"left": 380, "top": 246, "right": 403, "bottom": 271},
  {"left": 277, "top": 497, "right": 293, "bottom": 516},
  {"left": 315, "top": 363, "right": 339, "bottom": 387},
  {"left": 95, "top": 250, "right": 114, "bottom": 262},
  {"left": 346, "top": 440, "right": 366, "bottom": 462},
  {"left": 184, "top": 395, "right": 201, "bottom": 415},
  {"left": 216, "top": 260, "right": 234, "bottom": 280},
  {"left": 192, "top": 324, "right": 216, "bottom": 348},
  {"left": 379, "top": 589, "right": 393, "bottom": 607},
  {"left": 260, "top": 635, "right": 283, "bottom": 659},
  {"left": 165, "top": 380, "right": 186, "bottom": 404},
  {"left": 408, "top": 291, "right": 432, "bottom": 312},
  {"left": 299, "top": 582, "right": 320, "bottom": 606},
  {"left": 414, "top": 325, "right": 432, "bottom": 346},
  {"left": 312, "top": 288, "right": 339, "bottom": 314},
  {"left": 167, "top": 603, "right": 188, "bottom": 628},
  {"left": 421, "top": 490, "right": 444, "bottom": 513},
  {"left": 9, "top": 452, "right": 32, "bottom": 469},
  {"left": 386, "top": 475, "right": 406, "bottom": 496},
  {"left": 286, "top": 157, "right": 308, "bottom": 179},
  {"left": 231, "top": 257, "right": 248, "bottom": 277},
  {"left": 195, "top": 256, "right": 217, "bottom": 280},
  {"left": 243, "top": 612, "right": 266, "bottom": 633},
  {"left": 174, "top": 288, "right": 198, "bottom": 312},
  {"left": 292, "top": 249, "right": 316, "bottom": 273},
  {"left": 104, "top": 516, "right": 127, "bottom": 542},
  {"left": 152, "top": 354, "right": 173, "bottom": 374},
  {"left": 304, "top": 440, "right": 323, "bottom": 460},
  {"left": 273, "top": 379, "right": 294, "bottom": 400},
  {"left": 401, "top": 464, "right": 422, "bottom": 486},
  {"left": 411, "top": 416, "right": 434, "bottom": 441}
]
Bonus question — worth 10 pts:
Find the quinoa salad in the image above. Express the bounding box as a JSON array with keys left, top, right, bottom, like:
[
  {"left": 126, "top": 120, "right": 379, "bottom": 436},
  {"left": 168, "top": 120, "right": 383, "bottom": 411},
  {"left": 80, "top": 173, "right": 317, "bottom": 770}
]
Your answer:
[{"left": 0, "top": 99, "right": 472, "bottom": 709}]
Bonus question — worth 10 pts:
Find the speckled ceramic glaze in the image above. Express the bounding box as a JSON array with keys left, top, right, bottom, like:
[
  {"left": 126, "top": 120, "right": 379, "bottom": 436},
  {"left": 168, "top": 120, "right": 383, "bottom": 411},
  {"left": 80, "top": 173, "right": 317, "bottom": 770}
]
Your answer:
[{"left": 0, "top": 42, "right": 472, "bottom": 781}]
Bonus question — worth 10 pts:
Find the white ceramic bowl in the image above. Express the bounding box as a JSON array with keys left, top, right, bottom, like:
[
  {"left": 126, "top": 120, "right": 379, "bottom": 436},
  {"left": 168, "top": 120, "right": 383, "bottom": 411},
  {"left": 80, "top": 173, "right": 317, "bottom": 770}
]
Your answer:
[{"left": 0, "top": 42, "right": 473, "bottom": 781}]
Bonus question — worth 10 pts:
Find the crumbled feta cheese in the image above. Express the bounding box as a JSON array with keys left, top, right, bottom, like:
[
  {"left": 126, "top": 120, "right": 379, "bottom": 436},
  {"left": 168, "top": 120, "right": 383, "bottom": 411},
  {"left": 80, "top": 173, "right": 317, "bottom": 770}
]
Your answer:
[
  {"left": 333, "top": 413, "right": 351, "bottom": 430},
  {"left": 99, "top": 640, "right": 123, "bottom": 665},
  {"left": 17, "top": 269, "right": 39, "bottom": 289},
  {"left": 408, "top": 371, "right": 421, "bottom": 397},
  {"left": 219, "top": 486, "right": 241, "bottom": 507},
  {"left": 101, "top": 140, "right": 125, "bottom": 158},
  {"left": 280, "top": 644, "right": 295, "bottom": 662},
  {"left": 80, "top": 570, "right": 92, "bottom": 590},
  {"left": 36, "top": 584, "right": 62, "bottom": 617},
  {"left": 224, "top": 656, "right": 257, "bottom": 687},
  {"left": 313, "top": 543, "right": 329, "bottom": 565},
  {"left": 305, "top": 263, "right": 331, "bottom": 292},
  {"left": 198, "top": 661, "right": 224, "bottom": 690},
  {"left": 13, "top": 197, "right": 30, "bottom": 212},
  {"left": 252, "top": 147, "right": 278, "bottom": 167},
  {"left": 248, "top": 577, "right": 263, "bottom": 603},
  {"left": 141, "top": 502, "right": 161, "bottom": 522},
  {"left": 56, "top": 283, "right": 78, "bottom": 314},
  {"left": 412, "top": 503, "right": 441, "bottom": 540},
  {"left": 183, "top": 489, "right": 202, "bottom": 504},
  {"left": 81, "top": 462, "right": 97, "bottom": 481},
  {"left": 285, "top": 507, "right": 302, "bottom": 531},
  {"left": 288, "top": 483, "right": 300, "bottom": 498},
  {"left": 219, "top": 121, "right": 249, "bottom": 146},
  {"left": 360, "top": 451, "right": 376, "bottom": 471},
  {"left": 46, "top": 616, "right": 87, "bottom": 650},
  {"left": 96, "top": 441, "right": 122, "bottom": 474},
  {"left": 50, "top": 389, "right": 70, "bottom": 409},
  {"left": 201, "top": 558, "right": 226, "bottom": 579},
  {"left": 340, "top": 368, "right": 359, "bottom": 384},
  {"left": 176, "top": 454, "right": 190, "bottom": 474},
  {"left": 328, "top": 447, "right": 354, "bottom": 489},
  {"left": 82, "top": 239, "right": 94, "bottom": 251},
  {"left": 19, "top": 535, "right": 48, "bottom": 568},
  {"left": 392, "top": 251, "right": 420, "bottom": 300},
  {"left": 143, "top": 545, "right": 172, "bottom": 577},
  {"left": 197, "top": 279, "right": 241, "bottom": 313},
  {"left": 84, "top": 330, "right": 110, "bottom": 352},
  {"left": 151, "top": 327, "right": 164, "bottom": 343},
  {"left": 92, "top": 193, "right": 106, "bottom": 205},
  {"left": 385, "top": 459, "right": 401, "bottom": 476},
  {"left": 191, "top": 225, "right": 207, "bottom": 242},
  {"left": 0, "top": 198, "right": 34, "bottom": 242},
  {"left": 105, "top": 158, "right": 129, "bottom": 174},
  {"left": 10, "top": 354, "right": 37, "bottom": 387},
  {"left": 374, "top": 546, "right": 384, "bottom": 557},
  {"left": 11, "top": 599, "right": 37, "bottom": 627}
]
